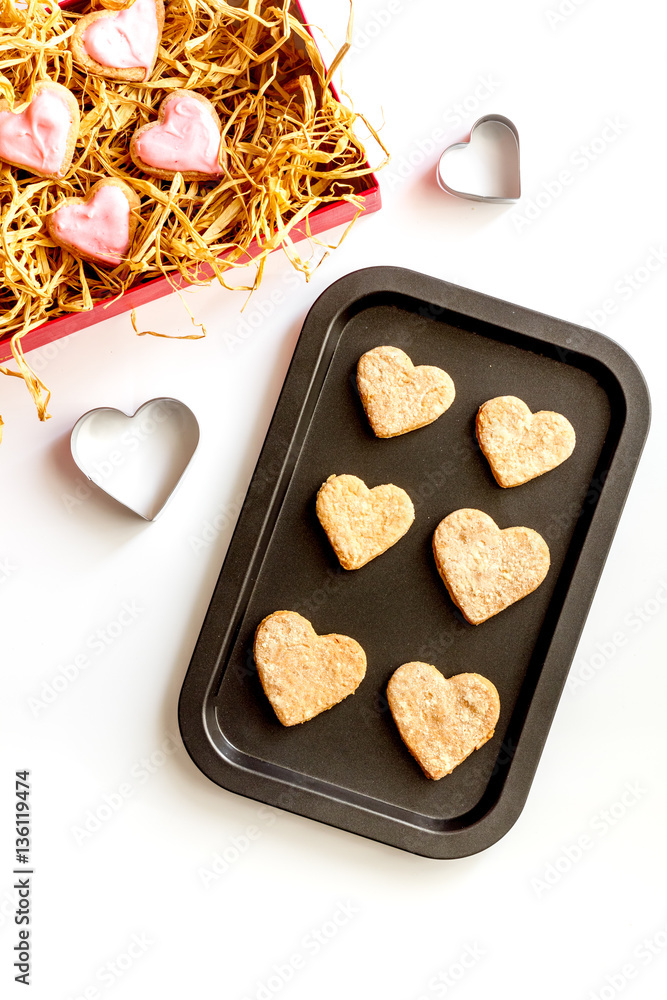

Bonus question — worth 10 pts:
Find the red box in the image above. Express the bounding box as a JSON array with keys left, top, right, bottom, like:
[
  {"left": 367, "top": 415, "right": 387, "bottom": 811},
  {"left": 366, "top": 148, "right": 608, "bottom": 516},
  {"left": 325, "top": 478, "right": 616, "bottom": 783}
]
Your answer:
[{"left": 0, "top": 1, "right": 381, "bottom": 362}]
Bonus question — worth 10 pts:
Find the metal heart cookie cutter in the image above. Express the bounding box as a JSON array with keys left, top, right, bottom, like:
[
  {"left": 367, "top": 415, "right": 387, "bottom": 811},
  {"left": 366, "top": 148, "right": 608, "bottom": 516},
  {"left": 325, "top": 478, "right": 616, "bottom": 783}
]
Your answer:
[
  {"left": 70, "top": 397, "right": 200, "bottom": 521},
  {"left": 437, "top": 114, "right": 521, "bottom": 204}
]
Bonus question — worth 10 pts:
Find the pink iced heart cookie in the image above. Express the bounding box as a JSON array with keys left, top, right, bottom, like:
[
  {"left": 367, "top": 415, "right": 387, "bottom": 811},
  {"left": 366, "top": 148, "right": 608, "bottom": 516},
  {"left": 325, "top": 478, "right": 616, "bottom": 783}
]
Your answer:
[
  {"left": 130, "top": 90, "right": 225, "bottom": 181},
  {"left": 47, "top": 179, "right": 141, "bottom": 267},
  {"left": 0, "top": 82, "right": 80, "bottom": 179},
  {"left": 70, "top": 0, "right": 165, "bottom": 83}
]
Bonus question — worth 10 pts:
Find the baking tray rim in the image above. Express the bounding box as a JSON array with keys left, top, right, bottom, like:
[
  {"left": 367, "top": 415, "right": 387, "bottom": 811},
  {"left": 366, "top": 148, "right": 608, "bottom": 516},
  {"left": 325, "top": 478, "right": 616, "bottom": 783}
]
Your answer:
[{"left": 178, "top": 265, "right": 651, "bottom": 859}]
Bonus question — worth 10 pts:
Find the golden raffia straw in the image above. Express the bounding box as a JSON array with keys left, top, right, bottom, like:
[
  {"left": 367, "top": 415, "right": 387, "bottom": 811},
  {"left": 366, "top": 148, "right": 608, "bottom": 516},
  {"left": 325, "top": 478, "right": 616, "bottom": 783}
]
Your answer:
[
  {"left": 130, "top": 306, "right": 206, "bottom": 338},
  {"left": 0, "top": 0, "right": 386, "bottom": 429}
]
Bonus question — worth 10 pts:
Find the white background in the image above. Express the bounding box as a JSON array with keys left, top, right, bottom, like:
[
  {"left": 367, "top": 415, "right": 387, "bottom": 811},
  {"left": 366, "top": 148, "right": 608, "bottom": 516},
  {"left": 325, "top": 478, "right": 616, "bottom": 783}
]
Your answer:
[{"left": 2, "top": 1, "right": 667, "bottom": 998}]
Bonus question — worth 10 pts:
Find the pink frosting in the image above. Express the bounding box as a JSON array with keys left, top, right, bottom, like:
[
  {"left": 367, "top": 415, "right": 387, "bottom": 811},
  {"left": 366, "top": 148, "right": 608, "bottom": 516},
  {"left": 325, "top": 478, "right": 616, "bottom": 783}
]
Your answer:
[
  {"left": 83, "top": 0, "right": 159, "bottom": 77},
  {"left": 135, "top": 95, "right": 223, "bottom": 176},
  {"left": 51, "top": 185, "right": 132, "bottom": 266},
  {"left": 0, "top": 88, "right": 73, "bottom": 176}
]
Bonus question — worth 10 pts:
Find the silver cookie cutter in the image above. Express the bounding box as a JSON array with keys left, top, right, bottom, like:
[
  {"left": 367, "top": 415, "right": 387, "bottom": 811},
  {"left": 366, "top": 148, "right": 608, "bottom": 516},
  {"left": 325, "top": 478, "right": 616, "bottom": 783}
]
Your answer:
[
  {"left": 70, "top": 397, "right": 200, "bottom": 521},
  {"left": 437, "top": 114, "right": 521, "bottom": 204}
]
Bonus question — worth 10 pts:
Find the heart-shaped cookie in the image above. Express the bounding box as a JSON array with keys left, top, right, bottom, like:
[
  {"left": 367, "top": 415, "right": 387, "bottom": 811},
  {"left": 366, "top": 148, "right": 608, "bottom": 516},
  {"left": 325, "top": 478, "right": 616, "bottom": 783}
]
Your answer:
[
  {"left": 71, "top": 0, "right": 165, "bottom": 83},
  {"left": 476, "top": 395, "right": 576, "bottom": 487},
  {"left": 253, "top": 611, "right": 367, "bottom": 726},
  {"left": 357, "top": 346, "right": 455, "bottom": 438},
  {"left": 387, "top": 662, "right": 500, "bottom": 779},
  {"left": 433, "top": 508, "right": 550, "bottom": 625},
  {"left": 0, "top": 82, "right": 80, "bottom": 179},
  {"left": 47, "top": 179, "right": 140, "bottom": 267},
  {"left": 316, "top": 474, "right": 415, "bottom": 570},
  {"left": 130, "top": 90, "right": 225, "bottom": 181}
]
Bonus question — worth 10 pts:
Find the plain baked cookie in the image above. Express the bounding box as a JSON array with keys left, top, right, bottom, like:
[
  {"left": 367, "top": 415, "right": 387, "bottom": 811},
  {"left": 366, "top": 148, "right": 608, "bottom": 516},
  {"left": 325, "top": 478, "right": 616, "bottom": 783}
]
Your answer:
[
  {"left": 387, "top": 662, "right": 500, "bottom": 779},
  {"left": 253, "top": 611, "right": 367, "bottom": 726},
  {"left": 476, "top": 395, "right": 576, "bottom": 487},
  {"left": 357, "top": 345, "right": 455, "bottom": 437},
  {"left": 316, "top": 474, "right": 415, "bottom": 570},
  {"left": 432, "top": 508, "right": 550, "bottom": 625},
  {"left": 0, "top": 81, "right": 80, "bottom": 179},
  {"left": 70, "top": 0, "right": 165, "bottom": 83}
]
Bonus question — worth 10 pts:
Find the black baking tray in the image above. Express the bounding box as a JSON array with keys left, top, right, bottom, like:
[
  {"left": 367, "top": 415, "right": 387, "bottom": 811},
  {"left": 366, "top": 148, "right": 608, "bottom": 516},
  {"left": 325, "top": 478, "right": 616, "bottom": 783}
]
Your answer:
[{"left": 178, "top": 266, "right": 650, "bottom": 858}]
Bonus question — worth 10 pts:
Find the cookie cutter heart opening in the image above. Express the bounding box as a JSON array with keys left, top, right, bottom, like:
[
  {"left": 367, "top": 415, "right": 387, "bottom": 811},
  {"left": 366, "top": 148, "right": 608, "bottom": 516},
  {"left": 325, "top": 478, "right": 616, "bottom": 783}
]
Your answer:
[
  {"left": 437, "top": 114, "right": 521, "bottom": 204},
  {"left": 70, "top": 397, "right": 199, "bottom": 520}
]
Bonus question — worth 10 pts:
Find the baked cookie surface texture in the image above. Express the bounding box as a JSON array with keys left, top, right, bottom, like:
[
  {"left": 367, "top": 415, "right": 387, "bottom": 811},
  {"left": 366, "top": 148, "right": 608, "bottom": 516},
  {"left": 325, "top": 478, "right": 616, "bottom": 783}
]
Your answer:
[
  {"left": 387, "top": 662, "right": 500, "bottom": 779},
  {"left": 316, "top": 474, "right": 415, "bottom": 570},
  {"left": 476, "top": 395, "right": 576, "bottom": 488},
  {"left": 357, "top": 346, "right": 455, "bottom": 438},
  {"left": 433, "top": 508, "right": 550, "bottom": 625},
  {"left": 253, "top": 611, "right": 367, "bottom": 726}
]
